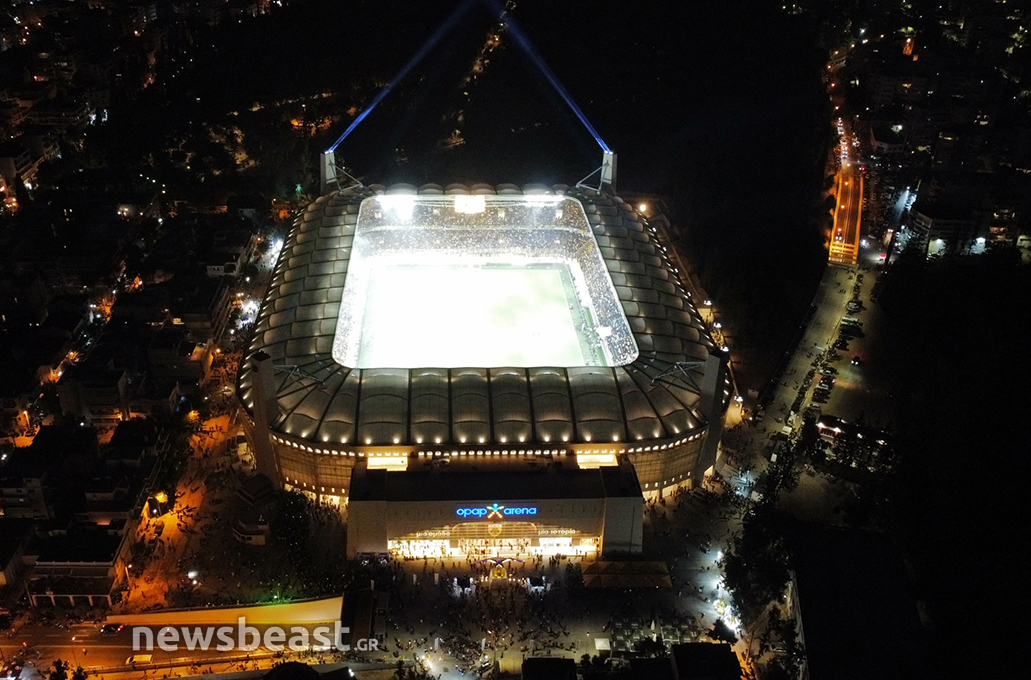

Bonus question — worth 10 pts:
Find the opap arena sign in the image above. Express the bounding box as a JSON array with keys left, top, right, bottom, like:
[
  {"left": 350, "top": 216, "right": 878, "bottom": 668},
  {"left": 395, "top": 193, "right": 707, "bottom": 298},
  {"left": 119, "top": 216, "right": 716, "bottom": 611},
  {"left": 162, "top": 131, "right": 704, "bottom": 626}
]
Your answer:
[{"left": 456, "top": 503, "right": 537, "bottom": 519}]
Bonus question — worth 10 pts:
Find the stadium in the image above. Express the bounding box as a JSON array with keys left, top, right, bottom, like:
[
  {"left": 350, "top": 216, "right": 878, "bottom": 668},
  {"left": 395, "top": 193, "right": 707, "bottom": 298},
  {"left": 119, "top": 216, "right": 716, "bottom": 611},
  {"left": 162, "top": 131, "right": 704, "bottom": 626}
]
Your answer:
[
  {"left": 237, "top": 178, "right": 732, "bottom": 559},
  {"left": 232, "top": 0, "right": 737, "bottom": 559}
]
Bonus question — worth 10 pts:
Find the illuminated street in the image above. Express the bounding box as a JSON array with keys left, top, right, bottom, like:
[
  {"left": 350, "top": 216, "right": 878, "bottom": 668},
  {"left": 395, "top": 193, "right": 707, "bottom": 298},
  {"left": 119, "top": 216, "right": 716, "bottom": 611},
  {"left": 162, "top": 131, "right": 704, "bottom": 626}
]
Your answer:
[{"left": 829, "top": 116, "right": 864, "bottom": 268}]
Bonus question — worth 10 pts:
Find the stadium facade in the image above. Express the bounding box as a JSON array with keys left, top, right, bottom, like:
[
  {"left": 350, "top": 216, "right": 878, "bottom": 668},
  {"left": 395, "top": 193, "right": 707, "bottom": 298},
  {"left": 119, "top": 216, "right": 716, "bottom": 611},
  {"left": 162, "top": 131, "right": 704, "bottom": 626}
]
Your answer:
[{"left": 238, "top": 182, "right": 732, "bottom": 558}]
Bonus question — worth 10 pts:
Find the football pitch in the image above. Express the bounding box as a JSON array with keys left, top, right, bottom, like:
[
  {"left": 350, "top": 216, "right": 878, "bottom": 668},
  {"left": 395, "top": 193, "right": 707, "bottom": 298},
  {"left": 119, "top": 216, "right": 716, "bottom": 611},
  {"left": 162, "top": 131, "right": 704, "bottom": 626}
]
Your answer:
[{"left": 355, "top": 263, "right": 602, "bottom": 368}]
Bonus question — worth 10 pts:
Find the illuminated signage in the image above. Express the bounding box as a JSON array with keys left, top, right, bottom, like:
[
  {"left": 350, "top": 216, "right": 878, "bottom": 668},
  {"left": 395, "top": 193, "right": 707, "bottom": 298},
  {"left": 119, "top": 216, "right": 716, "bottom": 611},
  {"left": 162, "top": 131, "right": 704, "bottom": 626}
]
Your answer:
[
  {"left": 414, "top": 530, "right": 451, "bottom": 538},
  {"left": 456, "top": 503, "right": 538, "bottom": 519}
]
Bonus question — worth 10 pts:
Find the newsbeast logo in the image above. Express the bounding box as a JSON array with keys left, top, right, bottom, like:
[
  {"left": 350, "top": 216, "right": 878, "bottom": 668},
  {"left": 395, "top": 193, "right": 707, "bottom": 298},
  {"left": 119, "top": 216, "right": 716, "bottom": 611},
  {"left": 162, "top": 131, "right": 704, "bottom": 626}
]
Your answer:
[
  {"left": 456, "top": 503, "right": 538, "bottom": 519},
  {"left": 131, "top": 619, "right": 378, "bottom": 653}
]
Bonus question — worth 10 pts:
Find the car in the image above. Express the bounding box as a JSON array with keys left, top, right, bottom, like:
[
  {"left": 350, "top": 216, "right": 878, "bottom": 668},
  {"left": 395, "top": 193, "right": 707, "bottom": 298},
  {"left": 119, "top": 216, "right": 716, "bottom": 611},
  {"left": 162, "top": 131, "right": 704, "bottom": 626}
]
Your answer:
[
  {"left": 820, "top": 367, "right": 838, "bottom": 376},
  {"left": 101, "top": 623, "right": 124, "bottom": 635},
  {"left": 851, "top": 356, "right": 862, "bottom": 365},
  {"left": 812, "top": 393, "right": 830, "bottom": 403}
]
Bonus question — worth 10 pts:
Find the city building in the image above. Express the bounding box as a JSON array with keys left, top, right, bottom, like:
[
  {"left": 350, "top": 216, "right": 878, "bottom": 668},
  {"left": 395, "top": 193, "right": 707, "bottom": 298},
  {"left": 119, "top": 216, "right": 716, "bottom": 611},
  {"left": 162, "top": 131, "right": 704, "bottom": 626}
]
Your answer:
[
  {"left": 0, "top": 518, "right": 33, "bottom": 586},
  {"left": 907, "top": 201, "right": 980, "bottom": 255},
  {"left": 669, "top": 643, "right": 745, "bottom": 680},
  {"left": 347, "top": 456, "right": 644, "bottom": 558},
  {"left": 0, "top": 136, "right": 46, "bottom": 189},
  {"left": 24, "top": 520, "right": 133, "bottom": 607},
  {"left": 522, "top": 657, "right": 577, "bottom": 680},
  {"left": 239, "top": 183, "right": 733, "bottom": 559},
  {"left": 867, "top": 124, "right": 904, "bottom": 155},
  {"left": 232, "top": 509, "right": 270, "bottom": 545},
  {"left": 0, "top": 425, "right": 98, "bottom": 519}
]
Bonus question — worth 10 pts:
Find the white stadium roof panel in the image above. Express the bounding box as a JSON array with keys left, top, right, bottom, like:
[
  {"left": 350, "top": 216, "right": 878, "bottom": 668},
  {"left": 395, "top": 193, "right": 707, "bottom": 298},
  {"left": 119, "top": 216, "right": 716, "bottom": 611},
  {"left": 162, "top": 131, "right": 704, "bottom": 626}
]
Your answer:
[{"left": 239, "top": 185, "right": 719, "bottom": 448}]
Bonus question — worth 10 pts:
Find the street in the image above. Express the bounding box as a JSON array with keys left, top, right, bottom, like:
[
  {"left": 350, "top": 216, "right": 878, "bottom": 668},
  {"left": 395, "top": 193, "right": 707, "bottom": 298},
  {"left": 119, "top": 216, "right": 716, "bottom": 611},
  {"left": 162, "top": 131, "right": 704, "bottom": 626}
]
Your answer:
[{"left": 830, "top": 167, "right": 863, "bottom": 267}]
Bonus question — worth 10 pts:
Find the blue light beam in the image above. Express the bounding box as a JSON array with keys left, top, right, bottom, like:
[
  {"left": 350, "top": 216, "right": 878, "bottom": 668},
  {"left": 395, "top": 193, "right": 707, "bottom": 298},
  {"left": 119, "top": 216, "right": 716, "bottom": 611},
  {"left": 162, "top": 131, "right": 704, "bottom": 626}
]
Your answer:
[
  {"left": 327, "top": 0, "right": 476, "bottom": 153},
  {"left": 483, "top": 0, "right": 611, "bottom": 153}
]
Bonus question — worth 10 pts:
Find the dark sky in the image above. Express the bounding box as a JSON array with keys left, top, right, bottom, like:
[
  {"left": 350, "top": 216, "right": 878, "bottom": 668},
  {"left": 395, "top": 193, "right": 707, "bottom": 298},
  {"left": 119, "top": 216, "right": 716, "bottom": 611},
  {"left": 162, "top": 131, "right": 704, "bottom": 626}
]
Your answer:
[
  {"left": 161, "top": 0, "right": 829, "bottom": 379},
  {"left": 238, "top": 0, "right": 829, "bottom": 196}
]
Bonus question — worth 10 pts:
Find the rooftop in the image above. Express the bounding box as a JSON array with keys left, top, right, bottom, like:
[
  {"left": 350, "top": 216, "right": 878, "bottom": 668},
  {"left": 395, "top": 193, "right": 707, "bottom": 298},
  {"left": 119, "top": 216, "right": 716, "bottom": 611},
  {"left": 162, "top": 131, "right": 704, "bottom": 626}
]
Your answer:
[
  {"left": 32, "top": 526, "right": 124, "bottom": 564},
  {"left": 2, "top": 424, "right": 97, "bottom": 480},
  {"left": 521, "top": 657, "right": 577, "bottom": 680},
  {"left": 350, "top": 456, "right": 642, "bottom": 503},
  {"left": 107, "top": 418, "right": 158, "bottom": 451},
  {"left": 669, "top": 642, "right": 744, "bottom": 680}
]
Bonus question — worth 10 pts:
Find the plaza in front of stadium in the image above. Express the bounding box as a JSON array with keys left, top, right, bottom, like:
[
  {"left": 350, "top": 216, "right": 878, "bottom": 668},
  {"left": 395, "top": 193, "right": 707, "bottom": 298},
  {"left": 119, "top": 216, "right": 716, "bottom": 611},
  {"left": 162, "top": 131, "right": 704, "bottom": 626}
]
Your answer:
[{"left": 238, "top": 162, "right": 734, "bottom": 562}]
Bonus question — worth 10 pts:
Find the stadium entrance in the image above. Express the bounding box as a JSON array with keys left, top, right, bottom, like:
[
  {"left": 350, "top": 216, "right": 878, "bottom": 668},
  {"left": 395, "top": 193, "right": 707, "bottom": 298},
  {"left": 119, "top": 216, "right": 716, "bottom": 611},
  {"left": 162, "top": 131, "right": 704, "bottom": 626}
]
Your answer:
[
  {"left": 386, "top": 522, "right": 600, "bottom": 559},
  {"left": 346, "top": 456, "right": 644, "bottom": 559}
]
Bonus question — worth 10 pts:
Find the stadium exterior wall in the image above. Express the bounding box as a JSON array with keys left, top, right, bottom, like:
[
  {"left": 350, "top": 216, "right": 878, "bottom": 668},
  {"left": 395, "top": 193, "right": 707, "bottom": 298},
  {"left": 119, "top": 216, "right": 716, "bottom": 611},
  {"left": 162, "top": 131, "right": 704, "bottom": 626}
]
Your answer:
[
  {"left": 346, "top": 492, "right": 643, "bottom": 558},
  {"left": 241, "top": 410, "right": 718, "bottom": 504},
  {"left": 238, "top": 183, "right": 732, "bottom": 505}
]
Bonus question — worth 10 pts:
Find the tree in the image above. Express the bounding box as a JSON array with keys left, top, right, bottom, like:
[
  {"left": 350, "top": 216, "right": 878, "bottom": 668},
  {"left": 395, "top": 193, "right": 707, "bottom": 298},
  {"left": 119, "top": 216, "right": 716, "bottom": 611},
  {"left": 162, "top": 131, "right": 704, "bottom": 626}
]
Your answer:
[
  {"left": 794, "top": 411, "right": 821, "bottom": 461},
  {"left": 49, "top": 660, "right": 69, "bottom": 680},
  {"left": 723, "top": 503, "right": 791, "bottom": 626},
  {"left": 708, "top": 619, "right": 738, "bottom": 645},
  {"left": 869, "top": 247, "right": 1030, "bottom": 677},
  {"left": 833, "top": 435, "right": 860, "bottom": 468},
  {"left": 239, "top": 262, "right": 260, "bottom": 282},
  {"left": 632, "top": 636, "right": 667, "bottom": 656}
]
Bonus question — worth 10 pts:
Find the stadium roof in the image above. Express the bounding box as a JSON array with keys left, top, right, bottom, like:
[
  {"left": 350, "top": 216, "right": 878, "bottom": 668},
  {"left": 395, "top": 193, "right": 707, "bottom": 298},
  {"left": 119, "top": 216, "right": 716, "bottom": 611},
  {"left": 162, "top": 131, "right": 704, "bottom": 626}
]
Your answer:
[{"left": 238, "top": 184, "right": 720, "bottom": 448}]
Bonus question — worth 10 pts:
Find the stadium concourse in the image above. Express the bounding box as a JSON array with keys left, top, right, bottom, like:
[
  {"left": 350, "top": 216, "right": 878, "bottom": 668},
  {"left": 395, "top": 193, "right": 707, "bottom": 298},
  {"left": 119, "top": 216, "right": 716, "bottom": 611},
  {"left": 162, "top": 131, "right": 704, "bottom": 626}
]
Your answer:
[{"left": 237, "top": 182, "right": 733, "bottom": 560}]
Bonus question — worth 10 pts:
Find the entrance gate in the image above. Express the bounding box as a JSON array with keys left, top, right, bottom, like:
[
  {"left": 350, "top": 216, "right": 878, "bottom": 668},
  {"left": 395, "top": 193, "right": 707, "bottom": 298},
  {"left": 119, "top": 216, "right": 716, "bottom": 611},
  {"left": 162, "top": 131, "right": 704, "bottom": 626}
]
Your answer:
[{"left": 387, "top": 522, "right": 599, "bottom": 559}]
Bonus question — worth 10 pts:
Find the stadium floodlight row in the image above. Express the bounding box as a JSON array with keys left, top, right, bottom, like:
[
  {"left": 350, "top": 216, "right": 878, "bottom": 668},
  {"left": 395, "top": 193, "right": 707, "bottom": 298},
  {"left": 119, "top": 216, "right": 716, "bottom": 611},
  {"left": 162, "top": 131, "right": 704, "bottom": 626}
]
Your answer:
[{"left": 238, "top": 182, "right": 732, "bottom": 504}]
